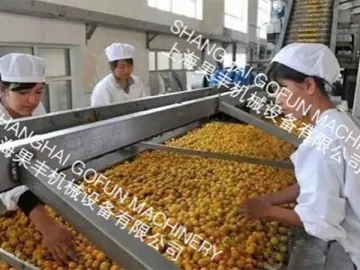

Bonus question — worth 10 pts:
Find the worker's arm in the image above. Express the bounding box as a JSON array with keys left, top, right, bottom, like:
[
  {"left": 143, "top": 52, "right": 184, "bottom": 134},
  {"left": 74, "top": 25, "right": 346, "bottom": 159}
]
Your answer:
[
  {"left": 0, "top": 186, "right": 76, "bottom": 264},
  {"left": 240, "top": 196, "right": 303, "bottom": 227},
  {"left": 261, "top": 183, "right": 300, "bottom": 205},
  {"left": 29, "top": 204, "right": 77, "bottom": 263},
  {"left": 264, "top": 206, "right": 303, "bottom": 227}
]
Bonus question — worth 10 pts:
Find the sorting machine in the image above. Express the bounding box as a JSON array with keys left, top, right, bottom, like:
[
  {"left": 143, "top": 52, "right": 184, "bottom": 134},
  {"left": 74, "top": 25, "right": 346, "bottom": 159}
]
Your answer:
[{"left": 0, "top": 88, "right": 354, "bottom": 270}]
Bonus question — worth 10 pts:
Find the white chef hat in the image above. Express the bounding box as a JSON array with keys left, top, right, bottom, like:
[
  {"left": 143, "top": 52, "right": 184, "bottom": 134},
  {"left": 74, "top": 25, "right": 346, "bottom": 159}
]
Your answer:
[
  {"left": 0, "top": 53, "right": 46, "bottom": 83},
  {"left": 105, "top": 43, "right": 135, "bottom": 62},
  {"left": 271, "top": 43, "right": 341, "bottom": 84}
]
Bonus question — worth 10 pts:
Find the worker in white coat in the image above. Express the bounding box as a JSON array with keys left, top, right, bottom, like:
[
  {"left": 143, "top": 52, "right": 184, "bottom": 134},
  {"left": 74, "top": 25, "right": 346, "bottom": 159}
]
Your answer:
[
  {"left": 0, "top": 53, "right": 76, "bottom": 264},
  {"left": 240, "top": 43, "right": 360, "bottom": 269},
  {"left": 91, "top": 43, "right": 146, "bottom": 106}
]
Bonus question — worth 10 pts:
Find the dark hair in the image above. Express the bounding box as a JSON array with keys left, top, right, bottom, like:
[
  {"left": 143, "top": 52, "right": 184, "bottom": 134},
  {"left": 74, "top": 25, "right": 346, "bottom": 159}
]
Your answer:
[
  {"left": 266, "top": 62, "right": 333, "bottom": 96},
  {"left": 109, "top": 58, "right": 134, "bottom": 71},
  {"left": 0, "top": 81, "right": 38, "bottom": 92}
]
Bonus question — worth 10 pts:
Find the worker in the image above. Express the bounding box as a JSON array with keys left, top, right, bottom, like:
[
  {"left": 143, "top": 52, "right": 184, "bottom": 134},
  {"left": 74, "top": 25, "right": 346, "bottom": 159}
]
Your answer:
[
  {"left": 91, "top": 43, "right": 146, "bottom": 106},
  {"left": 0, "top": 53, "right": 76, "bottom": 264},
  {"left": 240, "top": 43, "right": 360, "bottom": 269}
]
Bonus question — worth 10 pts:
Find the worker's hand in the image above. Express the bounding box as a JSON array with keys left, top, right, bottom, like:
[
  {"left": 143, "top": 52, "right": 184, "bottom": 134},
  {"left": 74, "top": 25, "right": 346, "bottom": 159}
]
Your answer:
[
  {"left": 41, "top": 222, "right": 77, "bottom": 264},
  {"left": 240, "top": 197, "right": 272, "bottom": 219},
  {"left": 29, "top": 205, "right": 77, "bottom": 264}
]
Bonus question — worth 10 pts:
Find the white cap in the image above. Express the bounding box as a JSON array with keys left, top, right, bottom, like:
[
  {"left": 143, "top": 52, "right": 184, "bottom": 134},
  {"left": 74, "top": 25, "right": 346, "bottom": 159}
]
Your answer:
[
  {"left": 0, "top": 53, "right": 46, "bottom": 83},
  {"left": 271, "top": 43, "right": 341, "bottom": 84},
  {"left": 105, "top": 43, "right": 135, "bottom": 62}
]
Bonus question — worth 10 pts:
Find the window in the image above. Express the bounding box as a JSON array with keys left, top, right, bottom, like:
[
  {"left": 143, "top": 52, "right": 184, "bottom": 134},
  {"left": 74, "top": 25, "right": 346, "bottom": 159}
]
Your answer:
[
  {"left": 224, "top": 0, "right": 248, "bottom": 33},
  {"left": 223, "top": 53, "right": 247, "bottom": 68},
  {"left": 149, "top": 51, "right": 189, "bottom": 71},
  {"left": 171, "top": 52, "right": 184, "bottom": 70},
  {"left": 257, "top": 0, "right": 272, "bottom": 39},
  {"left": 148, "top": 0, "right": 203, "bottom": 20},
  {"left": 0, "top": 45, "right": 73, "bottom": 113}
]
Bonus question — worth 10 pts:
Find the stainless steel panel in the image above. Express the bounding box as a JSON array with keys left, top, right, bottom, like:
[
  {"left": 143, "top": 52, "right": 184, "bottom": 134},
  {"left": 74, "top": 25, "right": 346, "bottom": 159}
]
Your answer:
[
  {"left": 61, "top": 122, "right": 203, "bottom": 181},
  {"left": 287, "top": 230, "right": 327, "bottom": 270},
  {"left": 324, "top": 242, "right": 355, "bottom": 270},
  {"left": 330, "top": 0, "right": 340, "bottom": 52},
  {"left": 353, "top": 58, "right": 360, "bottom": 118},
  {"left": 219, "top": 102, "right": 303, "bottom": 147},
  {"left": 0, "top": 248, "right": 38, "bottom": 270},
  {"left": 0, "top": 97, "right": 217, "bottom": 193},
  {"left": 139, "top": 142, "right": 294, "bottom": 170},
  {"left": 0, "top": 87, "right": 225, "bottom": 141},
  {"left": 21, "top": 159, "right": 179, "bottom": 270}
]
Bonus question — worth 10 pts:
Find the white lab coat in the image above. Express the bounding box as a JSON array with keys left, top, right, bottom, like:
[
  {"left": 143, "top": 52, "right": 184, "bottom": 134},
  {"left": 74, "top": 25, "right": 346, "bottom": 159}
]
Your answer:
[
  {"left": 0, "top": 102, "right": 46, "bottom": 213},
  {"left": 292, "top": 108, "right": 360, "bottom": 268},
  {"left": 91, "top": 74, "right": 145, "bottom": 106}
]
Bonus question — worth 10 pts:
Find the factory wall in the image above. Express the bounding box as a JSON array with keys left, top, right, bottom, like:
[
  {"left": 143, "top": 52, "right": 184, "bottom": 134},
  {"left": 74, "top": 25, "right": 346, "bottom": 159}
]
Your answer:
[
  {"left": 39, "top": 0, "right": 261, "bottom": 43},
  {"left": 0, "top": 0, "right": 262, "bottom": 109}
]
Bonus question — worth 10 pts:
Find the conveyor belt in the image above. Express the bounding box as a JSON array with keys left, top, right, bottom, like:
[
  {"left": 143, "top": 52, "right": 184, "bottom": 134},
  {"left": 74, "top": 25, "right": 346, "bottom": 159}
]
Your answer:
[{"left": 277, "top": 0, "right": 339, "bottom": 52}]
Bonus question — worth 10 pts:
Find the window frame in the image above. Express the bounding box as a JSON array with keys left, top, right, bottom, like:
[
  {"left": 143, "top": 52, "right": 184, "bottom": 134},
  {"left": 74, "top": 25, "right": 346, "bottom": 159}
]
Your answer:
[
  {"left": 257, "top": 0, "right": 272, "bottom": 39},
  {"left": 149, "top": 50, "right": 190, "bottom": 72},
  {"left": 224, "top": 0, "right": 248, "bottom": 33}
]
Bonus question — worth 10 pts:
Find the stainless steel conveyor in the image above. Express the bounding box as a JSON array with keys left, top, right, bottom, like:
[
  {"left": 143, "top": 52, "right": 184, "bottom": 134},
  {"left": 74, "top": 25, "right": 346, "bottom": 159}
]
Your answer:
[{"left": 0, "top": 89, "right": 304, "bottom": 269}]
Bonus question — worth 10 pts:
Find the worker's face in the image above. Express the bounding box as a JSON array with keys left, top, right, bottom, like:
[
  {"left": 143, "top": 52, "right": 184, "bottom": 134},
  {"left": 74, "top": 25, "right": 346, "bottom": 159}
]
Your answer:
[
  {"left": 275, "top": 78, "right": 317, "bottom": 119},
  {"left": 2, "top": 84, "right": 44, "bottom": 117},
  {"left": 113, "top": 60, "right": 133, "bottom": 80}
]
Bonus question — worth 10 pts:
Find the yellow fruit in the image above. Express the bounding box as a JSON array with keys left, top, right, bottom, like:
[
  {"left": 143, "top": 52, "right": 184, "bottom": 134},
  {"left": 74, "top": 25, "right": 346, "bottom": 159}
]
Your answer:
[
  {"left": 270, "top": 237, "right": 279, "bottom": 245},
  {"left": 96, "top": 252, "right": 106, "bottom": 262},
  {"left": 99, "top": 261, "right": 111, "bottom": 270},
  {"left": 275, "top": 253, "right": 284, "bottom": 262}
]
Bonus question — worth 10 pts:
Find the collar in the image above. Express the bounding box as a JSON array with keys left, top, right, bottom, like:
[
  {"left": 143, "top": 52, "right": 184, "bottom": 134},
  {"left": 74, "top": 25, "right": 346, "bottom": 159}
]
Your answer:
[{"left": 112, "top": 75, "right": 135, "bottom": 91}]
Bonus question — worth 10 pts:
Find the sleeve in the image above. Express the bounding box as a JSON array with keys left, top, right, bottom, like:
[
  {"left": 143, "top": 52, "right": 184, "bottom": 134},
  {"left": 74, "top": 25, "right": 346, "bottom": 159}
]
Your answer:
[
  {"left": 294, "top": 140, "right": 347, "bottom": 242},
  {"left": 91, "top": 84, "right": 112, "bottom": 107},
  {"left": 0, "top": 185, "right": 43, "bottom": 215}
]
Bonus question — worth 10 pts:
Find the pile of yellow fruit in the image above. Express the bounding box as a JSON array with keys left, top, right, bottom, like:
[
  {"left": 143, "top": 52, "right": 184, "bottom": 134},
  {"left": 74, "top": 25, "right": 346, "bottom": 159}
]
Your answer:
[
  {"left": 81, "top": 121, "right": 296, "bottom": 269},
  {"left": 0, "top": 209, "right": 122, "bottom": 270},
  {"left": 166, "top": 122, "right": 296, "bottom": 161}
]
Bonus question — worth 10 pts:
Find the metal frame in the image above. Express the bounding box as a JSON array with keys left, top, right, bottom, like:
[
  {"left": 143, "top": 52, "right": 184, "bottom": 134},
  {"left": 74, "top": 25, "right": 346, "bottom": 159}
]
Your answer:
[
  {"left": 330, "top": 0, "right": 340, "bottom": 52},
  {"left": 0, "top": 97, "right": 218, "bottom": 190},
  {"left": 0, "top": 87, "right": 229, "bottom": 141},
  {"left": 139, "top": 142, "right": 294, "bottom": 169},
  {"left": 353, "top": 57, "right": 360, "bottom": 118},
  {"left": 0, "top": 249, "right": 38, "bottom": 270},
  {"left": 275, "top": 0, "right": 294, "bottom": 52}
]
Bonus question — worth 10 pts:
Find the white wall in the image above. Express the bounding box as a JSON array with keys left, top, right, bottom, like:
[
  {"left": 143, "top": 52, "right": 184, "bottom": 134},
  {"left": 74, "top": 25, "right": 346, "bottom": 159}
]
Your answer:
[
  {"left": 40, "top": 0, "right": 202, "bottom": 33},
  {"left": 0, "top": 12, "right": 84, "bottom": 45},
  {"left": 40, "top": 0, "right": 260, "bottom": 43}
]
